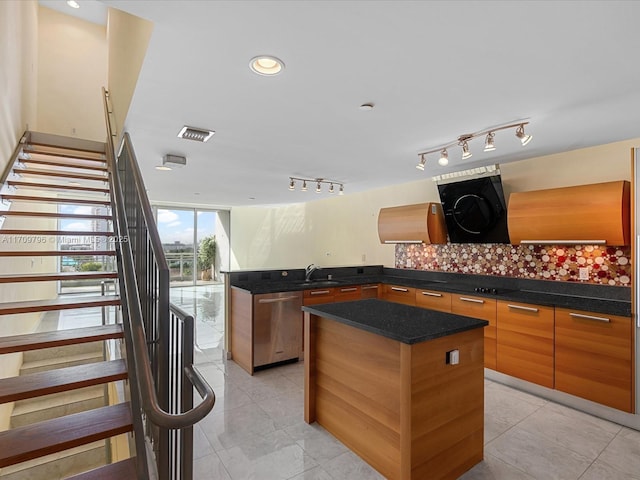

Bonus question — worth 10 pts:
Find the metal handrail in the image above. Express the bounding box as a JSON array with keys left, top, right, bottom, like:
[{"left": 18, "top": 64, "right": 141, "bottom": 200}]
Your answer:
[
  {"left": 0, "top": 131, "right": 30, "bottom": 191},
  {"left": 102, "top": 89, "right": 214, "bottom": 463}
]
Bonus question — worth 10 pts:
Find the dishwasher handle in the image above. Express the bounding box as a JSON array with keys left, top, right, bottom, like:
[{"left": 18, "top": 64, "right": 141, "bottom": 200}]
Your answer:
[{"left": 258, "top": 296, "right": 301, "bottom": 304}]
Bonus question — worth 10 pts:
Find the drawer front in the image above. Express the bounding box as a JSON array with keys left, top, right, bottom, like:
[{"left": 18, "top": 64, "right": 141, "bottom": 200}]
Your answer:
[
  {"left": 303, "top": 287, "right": 335, "bottom": 306},
  {"left": 360, "top": 284, "right": 380, "bottom": 299},
  {"left": 334, "top": 285, "right": 361, "bottom": 302},
  {"left": 555, "top": 307, "right": 633, "bottom": 412},
  {"left": 452, "top": 295, "right": 496, "bottom": 369},
  {"left": 496, "top": 301, "right": 555, "bottom": 388},
  {"left": 415, "top": 289, "right": 452, "bottom": 313},
  {"left": 381, "top": 284, "right": 416, "bottom": 306}
]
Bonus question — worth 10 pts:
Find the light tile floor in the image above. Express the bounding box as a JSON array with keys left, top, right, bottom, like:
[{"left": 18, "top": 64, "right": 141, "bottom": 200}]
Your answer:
[{"left": 193, "top": 347, "right": 640, "bottom": 480}]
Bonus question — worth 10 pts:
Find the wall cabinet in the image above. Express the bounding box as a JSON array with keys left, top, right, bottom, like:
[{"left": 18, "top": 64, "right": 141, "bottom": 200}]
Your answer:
[
  {"left": 381, "top": 284, "right": 416, "bottom": 306},
  {"left": 507, "top": 180, "right": 630, "bottom": 245},
  {"left": 377, "top": 202, "right": 447, "bottom": 244},
  {"left": 555, "top": 307, "right": 633, "bottom": 413},
  {"left": 415, "top": 288, "right": 452, "bottom": 313},
  {"left": 496, "top": 300, "right": 555, "bottom": 388},
  {"left": 451, "top": 294, "right": 497, "bottom": 369}
]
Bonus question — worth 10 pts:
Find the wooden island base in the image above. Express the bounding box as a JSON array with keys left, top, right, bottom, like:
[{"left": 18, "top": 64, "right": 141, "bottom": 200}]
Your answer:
[{"left": 304, "top": 312, "right": 484, "bottom": 480}]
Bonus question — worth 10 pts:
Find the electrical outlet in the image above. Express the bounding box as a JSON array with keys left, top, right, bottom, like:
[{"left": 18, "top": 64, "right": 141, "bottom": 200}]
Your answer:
[{"left": 578, "top": 267, "right": 589, "bottom": 280}]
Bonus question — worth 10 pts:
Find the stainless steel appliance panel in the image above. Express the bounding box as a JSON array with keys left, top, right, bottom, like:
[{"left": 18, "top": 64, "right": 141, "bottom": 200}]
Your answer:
[{"left": 253, "top": 291, "right": 303, "bottom": 367}]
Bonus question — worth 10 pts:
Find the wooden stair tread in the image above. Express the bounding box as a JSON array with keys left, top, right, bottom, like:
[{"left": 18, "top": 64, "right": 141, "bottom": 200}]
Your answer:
[
  {"left": 0, "top": 295, "right": 120, "bottom": 315},
  {"left": 20, "top": 158, "right": 108, "bottom": 172},
  {"left": 1, "top": 211, "right": 112, "bottom": 220},
  {"left": 0, "top": 194, "right": 111, "bottom": 206},
  {"left": 7, "top": 180, "right": 110, "bottom": 194},
  {"left": 0, "top": 250, "right": 116, "bottom": 257},
  {"left": 0, "top": 359, "right": 127, "bottom": 404},
  {"left": 15, "top": 168, "right": 108, "bottom": 182},
  {"left": 64, "top": 457, "right": 137, "bottom": 480},
  {"left": 0, "top": 324, "right": 123, "bottom": 354},
  {"left": 23, "top": 146, "right": 106, "bottom": 162},
  {"left": 0, "top": 271, "right": 117, "bottom": 284},
  {"left": 0, "top": 402, "right": 132, "bottom": 468},
  {"left": 0, "top": 229, "right": 114, "bottom": 236}
]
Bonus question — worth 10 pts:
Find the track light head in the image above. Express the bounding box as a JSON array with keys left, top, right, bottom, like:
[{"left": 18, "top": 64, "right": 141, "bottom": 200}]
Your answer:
[
  {"left": 515, "top": 124, "right": 532, "bottom": 146},
  {"left": 438, "top": 149, "right": 449, "bottom": 166},
  {"left": 316, "top": 181, "right": 322, "bottom": 193},
  {"left": 416, "top": 154, "right": 426, "bottom": 171},
  {"left": 461, "top": 141, "right": 472, "bottom": 160},
  {"left": 329, "top": 183, "right": 335, "bottom": 194},
  {"left": 301, "top": 180, "right": 308, "bottom": 191},
  {"left": 339, "top": 184, "right": 344, "bottom": 195},
  {"left": 484, "top": 132, "right": 496, "bottom": 152},
  {"left": 289, "top": 178, "right": 295, "bottom": 191}
]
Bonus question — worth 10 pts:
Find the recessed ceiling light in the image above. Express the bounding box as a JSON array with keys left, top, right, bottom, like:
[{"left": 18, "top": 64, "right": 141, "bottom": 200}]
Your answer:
[
  {"left": 249, "top": 56, "right": 285, "bottom": 76},
  {"left": 67, "top": 0, "right": 80, "bottom": 8},
  {"left": 359, "top": 103, "right": 374, "bottom": 111}
]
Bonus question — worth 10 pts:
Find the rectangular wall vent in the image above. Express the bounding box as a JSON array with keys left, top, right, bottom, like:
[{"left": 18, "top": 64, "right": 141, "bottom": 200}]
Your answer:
[{"left": 177, "top": 126, "right": 215, "bottom": 143}]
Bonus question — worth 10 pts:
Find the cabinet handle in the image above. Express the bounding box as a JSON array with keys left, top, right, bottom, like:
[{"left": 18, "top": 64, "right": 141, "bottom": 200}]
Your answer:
[
  {"left": 258, "top": 296, "right": 300, "bottom": 304},
  {"left": 362, "top": 285, "right": 378, "bottom": 290},
  {"left": 340, "top": 288, "right": 358, "bottom": 293},
  {"left": 391, "top": 287, "right": 409, "bottom": 292},
  {"left": 310, "top": 290, "right": 331, "bottom": 295},
  {"left": 459, "top": 297, "right": 485, "bottom": 304},
  {"left": 421, "top": 291, "right": 442, "bottom": 297},
  {"left": 507, "top": 304, "right": 539, "bottom": 312},
  {"left": 569, "top": 312, "right": 610, "bottom": 323}
]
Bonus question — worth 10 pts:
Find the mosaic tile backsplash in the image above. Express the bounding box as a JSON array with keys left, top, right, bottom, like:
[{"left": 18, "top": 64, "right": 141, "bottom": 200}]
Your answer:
[{"left": 395, "top": 243, "right": 632, "bottom": 286}]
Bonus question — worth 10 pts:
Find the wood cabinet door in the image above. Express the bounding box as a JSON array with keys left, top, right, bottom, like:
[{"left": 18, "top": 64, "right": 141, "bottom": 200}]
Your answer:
[
  {"left": 451, "top": 295, "right": 497, "bottom": 369},
  {"left": 334, "top": 286, "right": 361, "bottom": 302},
  {"left": 360, "top": 284, "right": 380, "bottom": 299},
  {"left": 303, "top": 288, "right": 335, "bottom": 306},
  {"left": 496, "top": 301, "right": 554, "bottom": 388},
  {"left": 415, "top": 289, "right": 452, "bottom": 313},
  {"left": 555, "top": 307, "right": 633, "bottom": 412},
  {"left": 381, "top": 285, "right": 416, "bottom": 306}
]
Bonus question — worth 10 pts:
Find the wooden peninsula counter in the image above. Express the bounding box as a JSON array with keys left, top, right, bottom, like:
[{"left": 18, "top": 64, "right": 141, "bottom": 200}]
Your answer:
[{"left": 303, "top": 299, "right": 488, "bottom": 480}]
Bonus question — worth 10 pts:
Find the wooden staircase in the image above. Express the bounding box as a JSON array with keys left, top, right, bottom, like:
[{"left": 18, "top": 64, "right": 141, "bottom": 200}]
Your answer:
[{"left": 0, "top": 135, "right": 139, "bottom": 479}]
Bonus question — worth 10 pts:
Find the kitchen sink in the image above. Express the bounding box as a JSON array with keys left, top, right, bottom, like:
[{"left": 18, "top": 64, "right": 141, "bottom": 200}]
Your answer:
[{"left": 298, "top": 280, "right": 340, "bottom": 287}]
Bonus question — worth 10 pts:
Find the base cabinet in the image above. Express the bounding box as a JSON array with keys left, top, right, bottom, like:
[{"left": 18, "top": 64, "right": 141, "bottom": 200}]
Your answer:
[
  {"left": 381, "top": 284, "right": 416, "bottom": 305},
  {"left": 555, "top": 307, "right": 633, "bottom": 413},
  {"left": 415, "top": 289, "right": 452, "bottom": 313},
  {"left": 451, "top": 295, "right": 497, "bottom": 370},
  {"left": 496, "top": 301, "right": 554, "bottom": 388}
]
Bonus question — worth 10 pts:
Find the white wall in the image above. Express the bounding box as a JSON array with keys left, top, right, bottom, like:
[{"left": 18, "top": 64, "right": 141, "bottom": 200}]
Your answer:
[
  {"left": 0, "top": 0, "right": 45, "bottom": 432},
  {"left": 37, "top": 6, "right": 107, "bottom": 141},
  {"left": 230, "top": 138, "right": 638, "bottom": 270},
  {"left": 106, "top": 7, "right": 153, "bottom": 142}
]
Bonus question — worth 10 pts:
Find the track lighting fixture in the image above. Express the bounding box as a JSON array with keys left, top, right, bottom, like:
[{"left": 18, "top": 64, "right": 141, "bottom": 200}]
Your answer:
[
  {"left": 438, "top": 149, "right": 449, "bottom": 166},
  {"left": 460, "top": 141, "right": 472, "bottom": 160},
  {"left": 416, "top": 120, "right": 532, "bottom": 171},
  {"left": 289, "top": 177, "right": 345, "bottom": 196},
  {"left": 515, "top": 124, "right": 532, "bottom": 146},
  {"left": 484, "top": 132, "right": 496, "bottom": 152}
]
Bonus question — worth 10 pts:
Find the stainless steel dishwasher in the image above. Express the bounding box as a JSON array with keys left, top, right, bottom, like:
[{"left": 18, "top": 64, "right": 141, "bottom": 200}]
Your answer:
[{"left": 253, "top": 291, "right": 303, "bottom": 368}]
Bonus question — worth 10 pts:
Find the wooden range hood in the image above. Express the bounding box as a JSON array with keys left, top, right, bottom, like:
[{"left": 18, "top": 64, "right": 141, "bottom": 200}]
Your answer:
[
  {"left": 377, "top": 202, "right": 447, "bottom": 244},
  {"left": 507, "top": 180, "right": 630, "bottom": 246}
]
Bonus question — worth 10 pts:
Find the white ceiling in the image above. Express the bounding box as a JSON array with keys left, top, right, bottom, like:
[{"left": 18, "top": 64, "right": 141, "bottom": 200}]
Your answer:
[{"left": 93, "top": 1, "right": 640, "bottom": 206}]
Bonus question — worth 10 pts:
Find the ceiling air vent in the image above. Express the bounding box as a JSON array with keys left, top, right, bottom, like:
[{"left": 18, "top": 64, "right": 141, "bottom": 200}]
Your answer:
[
  {"left": 177, "top": 126, "right": 215, "bottom": 143},
  {"left": 163, "top": 154, "right": 187, "bottom": 168}
]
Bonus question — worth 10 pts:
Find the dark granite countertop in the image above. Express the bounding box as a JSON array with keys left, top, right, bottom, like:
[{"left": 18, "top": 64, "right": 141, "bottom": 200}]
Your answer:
[
  {"left": 302, "top": 299, "right": 489, "bottom": 344},
  {"left": 229, "top": 268, "right": 631, "bottom": 317}
]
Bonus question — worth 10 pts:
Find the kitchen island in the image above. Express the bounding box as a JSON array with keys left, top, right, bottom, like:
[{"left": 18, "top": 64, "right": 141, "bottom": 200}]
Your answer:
[{"left": 303, "top": 299, "right": 488, "bottom": 480}]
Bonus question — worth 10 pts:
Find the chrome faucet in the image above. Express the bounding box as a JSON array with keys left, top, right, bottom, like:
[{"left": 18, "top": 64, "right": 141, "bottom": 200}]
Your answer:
[{"left": 305, "top": 263, "right": 321, "bottom": 281}]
